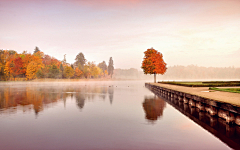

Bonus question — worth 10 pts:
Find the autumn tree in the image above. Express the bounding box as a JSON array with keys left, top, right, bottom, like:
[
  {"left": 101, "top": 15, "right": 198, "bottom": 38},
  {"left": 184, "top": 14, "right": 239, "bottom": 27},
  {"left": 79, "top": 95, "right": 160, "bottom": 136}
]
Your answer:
[
  {"left": 62, "top": 54, "right": 67, "bottom": 64},
  {"left": 42, "top": 54, "right": 52, "bottom": 66},
  {"left": 34, "top": 51, "right": 44, "bottom": 59},
  {"left": 42, "top": 54, "right": 62, "bottom": 78},
  {"left": 21, "top": 53, "right": 34, "bottom": 76},
  {"left": 63, "top": 66, "right": 74, "bottom": 79},
  {"left": 84, "top": 61, "right": 100, "bottom": 78},
  {"left": 90, "top": 64, "right": 101, "bottom": 78},
  {"left": 25, "top": 51, "right": 44, "bottom": 80},
  {"left": 141, "top": 48, "right": 167, "bottom": 83},
  {"left": 104, "top": 70, "right": 108, "bottom": 77},
  {"left": 2, "top": 50, "right": 17, "bottom": 80},
  {"left": 48, "top": 64, "right": 60, "bottom": 78},
  {"left": 0, "top": 50, "right": 5, "bottom": 80},
  {"left": 108, "top": 57, "right": 114, "bottom": 78},
  {"left": 33, "top": 47, "right": 40, "bottom": 54},
  {"left": 75, "top": 67, "right": 83, "bottom": 78},
  {"left": 26, "top": 61, "right": 38, "bottom": 80},
  {"left": 74, "top": 52, "right": 86, "bottom": 71},
  {"left": 98, "top": 61, "right": 107, "bottom": 76},
  {"left": 83, "top": 65, "right": 91, "bottom": 78},
  {"left": 5, "top": 56, "right": 15, "bottom": 79},
  {"left": 36, "top": 69, "right": 44, "bottom": 78},
  {"left": 97, "top": 67, "right": 103, "bottom": 78},
  {"left": 8, "top": 50, "right": 17, "bottom": 55},
  {"left": 4, "top": 62, "right": 10, "bottom": 80},
  {"left": 13, "top": 57, "right": 24, "bottom": 77},
  {"left": 60, "top": 63, "right": 64, "bottom": 78}
]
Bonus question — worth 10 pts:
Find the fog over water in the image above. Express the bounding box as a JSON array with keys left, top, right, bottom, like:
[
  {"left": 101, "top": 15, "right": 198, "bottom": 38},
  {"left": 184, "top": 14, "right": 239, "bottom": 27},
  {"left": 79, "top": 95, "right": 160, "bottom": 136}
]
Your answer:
[{"left": 0, "top": 81, "right": 234, "bottom": 149}]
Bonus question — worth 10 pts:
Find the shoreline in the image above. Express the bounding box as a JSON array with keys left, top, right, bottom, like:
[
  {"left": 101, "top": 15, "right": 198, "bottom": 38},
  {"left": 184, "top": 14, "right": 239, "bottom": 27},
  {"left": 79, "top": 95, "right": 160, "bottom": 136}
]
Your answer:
[
  {"left": 150, "top": 82, "right": 240, "bottom": 106},
  {"left": 146, "top": 83, "right": 240, "bottom": 126},
  {"left": 0, "top": 78, "right": 149, "bottom": 86}
]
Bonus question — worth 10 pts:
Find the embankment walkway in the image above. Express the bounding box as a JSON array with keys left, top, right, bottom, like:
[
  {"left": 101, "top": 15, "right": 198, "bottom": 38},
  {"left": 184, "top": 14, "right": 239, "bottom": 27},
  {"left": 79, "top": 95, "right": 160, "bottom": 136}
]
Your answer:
[{"left": 149, "top": 83, "right": 240, "bottom": 107}]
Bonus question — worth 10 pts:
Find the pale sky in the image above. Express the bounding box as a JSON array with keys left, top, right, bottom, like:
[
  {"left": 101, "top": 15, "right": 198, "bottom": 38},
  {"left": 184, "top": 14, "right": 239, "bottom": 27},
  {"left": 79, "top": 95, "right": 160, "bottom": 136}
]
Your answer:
[{"left": 1, "top": 0, "right": 240, "bottom": 69}]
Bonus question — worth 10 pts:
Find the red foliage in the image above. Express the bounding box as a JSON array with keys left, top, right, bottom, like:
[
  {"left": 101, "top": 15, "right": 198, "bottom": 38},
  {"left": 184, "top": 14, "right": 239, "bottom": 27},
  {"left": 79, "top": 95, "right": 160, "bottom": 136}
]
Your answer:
[
  {"left": 43, "top": 55, "right": 61, "bottom": 68},
  {"left": 42, "top": 55, "right": 52, "bottom": 66},
  {"left": 13, "top": 57, "right": 24, "bottom": 76}
]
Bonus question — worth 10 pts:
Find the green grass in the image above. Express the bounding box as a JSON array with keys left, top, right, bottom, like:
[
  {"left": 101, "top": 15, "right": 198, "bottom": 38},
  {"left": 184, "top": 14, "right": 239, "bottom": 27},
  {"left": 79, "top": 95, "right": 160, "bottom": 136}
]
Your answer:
[
  {"left": 176, "top": 82, "right": 203, "bottom": 85},
  {"left": 209, "top": 87, "right": 240, "bottom": 93},
  {"left": 158, "top": 81, "right": 240, "bottom": 87}
]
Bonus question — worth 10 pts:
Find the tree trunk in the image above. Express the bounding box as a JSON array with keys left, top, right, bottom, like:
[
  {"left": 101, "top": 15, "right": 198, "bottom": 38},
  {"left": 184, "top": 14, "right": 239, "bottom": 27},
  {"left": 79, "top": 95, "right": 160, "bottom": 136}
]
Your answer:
[{"left": 154, "top": 73, "right": 156, "bottom": 83}]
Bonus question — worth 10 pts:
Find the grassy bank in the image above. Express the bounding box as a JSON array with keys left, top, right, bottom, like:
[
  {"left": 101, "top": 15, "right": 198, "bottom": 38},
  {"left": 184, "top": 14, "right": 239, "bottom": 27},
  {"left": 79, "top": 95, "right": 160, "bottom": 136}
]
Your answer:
[
  {"left": 209, "top": 87, "right": 240, "bottom": 93},
  {"left": 159, "top": 81, "right": 240, "bottom": 87}
]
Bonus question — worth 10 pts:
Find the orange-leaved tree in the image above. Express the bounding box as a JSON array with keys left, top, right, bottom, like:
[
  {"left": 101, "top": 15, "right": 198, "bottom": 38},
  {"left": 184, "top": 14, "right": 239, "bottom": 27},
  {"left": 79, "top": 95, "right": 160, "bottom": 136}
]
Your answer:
[
  {"left": 141, "top": 48, "right": 167, "bottom": 83},
  {"left": 75, "top": 67, "right": 83, "bottom": 78}
]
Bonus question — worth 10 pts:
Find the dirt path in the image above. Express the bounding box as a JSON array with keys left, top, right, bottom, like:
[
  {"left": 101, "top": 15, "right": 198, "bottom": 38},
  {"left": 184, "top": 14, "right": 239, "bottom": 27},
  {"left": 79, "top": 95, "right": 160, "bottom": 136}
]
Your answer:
[{"left": 150, "top": 83, "right": 240, "bottom": 107}]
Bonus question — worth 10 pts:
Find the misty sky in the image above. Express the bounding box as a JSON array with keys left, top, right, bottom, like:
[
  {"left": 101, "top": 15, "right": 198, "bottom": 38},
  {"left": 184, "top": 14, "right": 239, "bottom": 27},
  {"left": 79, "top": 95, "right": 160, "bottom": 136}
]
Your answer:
[{"left": 0, "top": 0, "right": 240, "bottom": 69}]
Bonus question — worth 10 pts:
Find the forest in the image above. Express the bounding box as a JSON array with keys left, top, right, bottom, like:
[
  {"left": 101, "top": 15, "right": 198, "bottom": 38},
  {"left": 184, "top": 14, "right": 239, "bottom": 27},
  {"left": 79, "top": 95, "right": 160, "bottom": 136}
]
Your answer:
[
  {"left": 0, "top": 47, "right": 114, "bottom": 81},
  {"left": 1, "top": 47, "right": 239, "bottom": 81}
]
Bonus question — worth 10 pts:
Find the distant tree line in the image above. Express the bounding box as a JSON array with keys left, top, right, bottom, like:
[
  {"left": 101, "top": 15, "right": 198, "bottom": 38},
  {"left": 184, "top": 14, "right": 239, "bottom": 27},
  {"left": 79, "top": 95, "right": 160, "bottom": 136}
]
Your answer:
[
  {"left": 113, "top": 65, "right": 240, "bottom": 80},
  {"left": 0, "top": 47, "right": 114, "bottom": 81},
  {"left": 161, "top": 65, "right": 240, "bottom": 80},
  {"left": 113, "top": 68, "right": 139, "bottom": 79}
]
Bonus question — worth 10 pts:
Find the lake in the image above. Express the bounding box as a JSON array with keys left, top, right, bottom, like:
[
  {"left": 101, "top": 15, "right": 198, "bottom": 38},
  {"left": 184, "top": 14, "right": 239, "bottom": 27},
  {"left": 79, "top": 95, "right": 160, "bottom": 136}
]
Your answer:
[{"left": 0, "top": 81, "right": 236, "bottom": 149}]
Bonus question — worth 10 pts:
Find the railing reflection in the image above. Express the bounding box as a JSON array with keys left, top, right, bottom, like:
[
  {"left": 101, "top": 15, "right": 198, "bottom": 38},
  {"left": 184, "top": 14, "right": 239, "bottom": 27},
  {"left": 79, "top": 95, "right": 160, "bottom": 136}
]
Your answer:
[{"left": 0, "top": 85, "right": 114, "bottom": 115}]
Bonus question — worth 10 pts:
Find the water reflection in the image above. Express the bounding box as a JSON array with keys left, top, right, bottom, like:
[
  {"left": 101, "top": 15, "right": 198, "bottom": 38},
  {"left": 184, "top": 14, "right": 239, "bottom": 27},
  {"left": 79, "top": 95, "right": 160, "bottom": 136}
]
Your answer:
[
  {"left": 0, "top": 81, "right": 235, "bottom": 149},
  {"left": 108, "top": 86, "right": 114, "bottom": 104},
  {"left": 142, "top": 96, "right": 166, "bottom": 123},
  {"left": 75, "top": 92, "right": 85, "bottom": 110},
  {"left": 146, "top": 85, "right": 240, "bottom": 149},
  {"left": 0, "top": 85, "right": 114, "bottom": 115}
]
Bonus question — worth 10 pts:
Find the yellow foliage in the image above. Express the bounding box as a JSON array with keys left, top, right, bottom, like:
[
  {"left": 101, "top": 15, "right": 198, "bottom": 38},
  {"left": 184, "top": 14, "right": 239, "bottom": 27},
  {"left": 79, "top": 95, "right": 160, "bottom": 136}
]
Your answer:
[
  {"left": 104, "top": 70, "right": 108, "bottom": 76},
  {"left": 63, "top": 66, "right": 74, "bottom": 78},
  {"left": 34, "top": 51, "right": 44, "bottom": 59},
  {"left": 4, "top": 62, "right": 10, "bottom": 78},
  {"left": 26, "top": 61, "right": 38, "bottom": 80}
]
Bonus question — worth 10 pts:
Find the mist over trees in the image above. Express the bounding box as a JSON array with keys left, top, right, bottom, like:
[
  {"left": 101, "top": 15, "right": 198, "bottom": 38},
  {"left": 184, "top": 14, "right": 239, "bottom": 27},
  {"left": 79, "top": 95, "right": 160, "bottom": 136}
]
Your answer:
[
  {"left": 98, "top": 61, "right": 108, "bottom": 77},
  {"left": 1, "top": 48, "right": 239, "bottom": 81},
  {"left": 113, "top": 65, "right": 240, "bottom": 80},
  {"left": 113, "top": 68, "right": 139, "bottom": 79},
  {"left": 0, "top": 49, "right": 114, "bottom": 81},
  {"left": 160, "top": 65, "right": 240, "bottom": 80}
]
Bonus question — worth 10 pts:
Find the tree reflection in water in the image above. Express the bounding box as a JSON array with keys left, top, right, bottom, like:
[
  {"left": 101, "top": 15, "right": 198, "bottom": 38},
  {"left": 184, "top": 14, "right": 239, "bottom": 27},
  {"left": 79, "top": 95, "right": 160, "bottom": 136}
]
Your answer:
[
  {"left": 108, "top": 86, "right": 114, "bottom": 104},
  {"left": 0, "top": 84, "right": 114, "bottom": 116},
  {"left": 75, "top": 92, "right": 85, "bottom": 110},
  {"left": 142, "top": 95, "right": 166, "bottom": 123}
]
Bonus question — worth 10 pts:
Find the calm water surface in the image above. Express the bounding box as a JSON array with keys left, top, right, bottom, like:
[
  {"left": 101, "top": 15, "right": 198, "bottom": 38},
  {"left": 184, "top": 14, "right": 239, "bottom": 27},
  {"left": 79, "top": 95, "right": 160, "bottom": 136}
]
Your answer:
[{"left": 0, "top": 81, "right": 233, "bottom": 149}]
